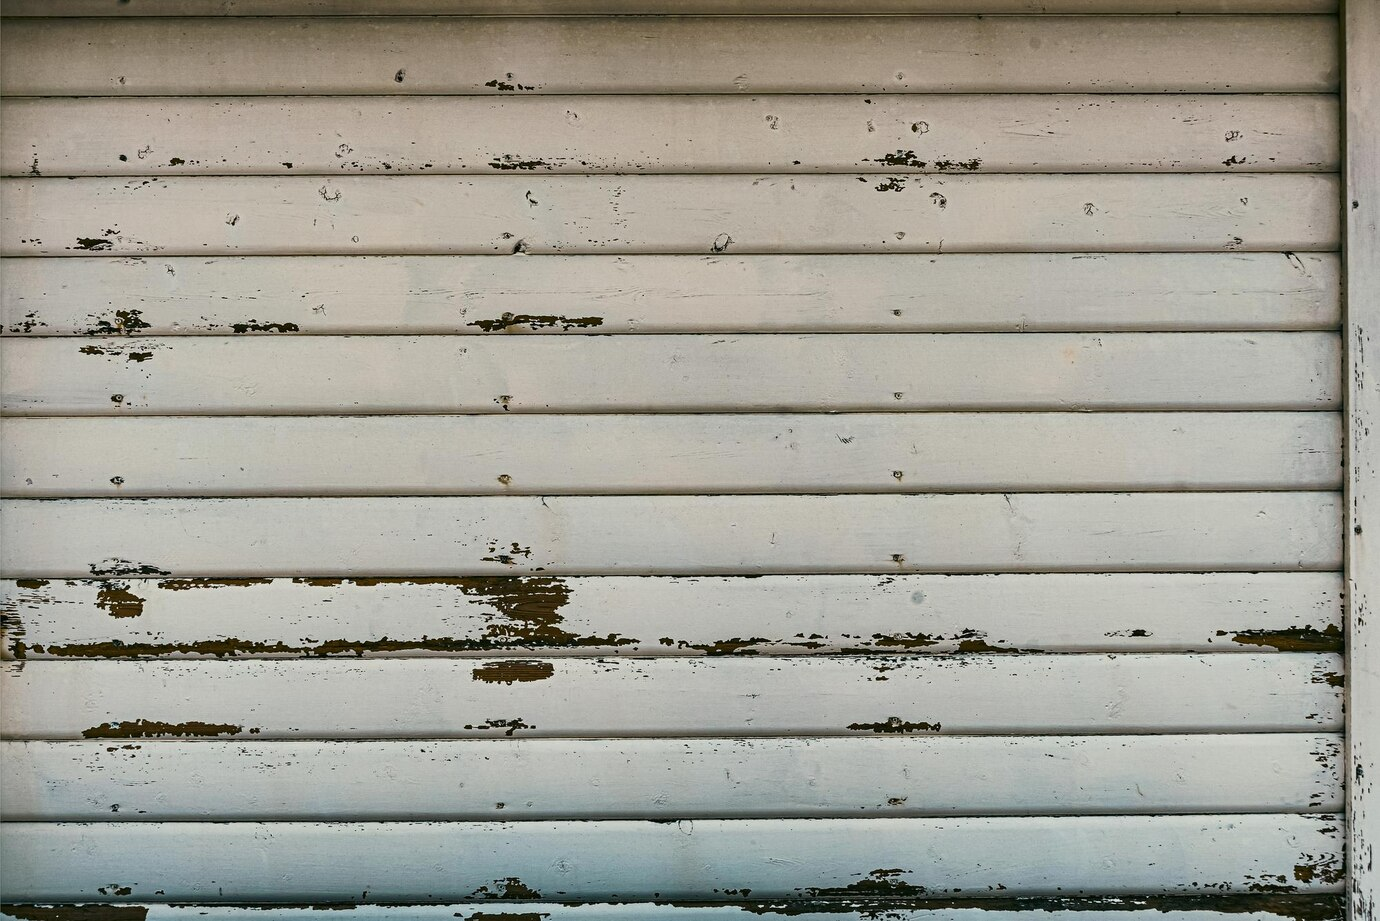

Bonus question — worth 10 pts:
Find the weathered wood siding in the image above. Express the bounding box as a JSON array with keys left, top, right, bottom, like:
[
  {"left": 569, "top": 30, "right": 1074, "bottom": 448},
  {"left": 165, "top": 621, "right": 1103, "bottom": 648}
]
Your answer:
[{"left": 0, "top": 3, "right": 1352, "bottom": 917}]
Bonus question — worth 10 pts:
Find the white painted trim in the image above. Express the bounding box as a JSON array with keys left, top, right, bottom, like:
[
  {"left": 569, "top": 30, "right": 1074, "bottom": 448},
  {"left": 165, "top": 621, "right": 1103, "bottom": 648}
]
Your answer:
[{"left": 1347, "top": 0, "right": 1379, "bottom": 916}]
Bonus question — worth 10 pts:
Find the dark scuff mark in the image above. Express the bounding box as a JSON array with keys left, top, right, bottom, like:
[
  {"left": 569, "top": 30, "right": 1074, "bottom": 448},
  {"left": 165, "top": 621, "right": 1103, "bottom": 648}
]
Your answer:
[
  {"left": 483, "top": 542, "right": 533, "bottom": 566},
  {"left": 485, "top": 74, "right": 534, "bottom": 92},
  {"left": 71, "top": 238, "right": 113, "bottom": 251},
  {"left": 873, "top": 150, "right": 926, "bottom": 168},
  {"left": 846, "top": 717, "right": 941, "bottom": 734},
  {"left": 803, "top": 868, "right": 928, "bottom": 898},
  {"left": 86, "top": 309, "right": 151, "bottom": 336},
  {"left": 472, "top": 659, "right": 555, "bottom": 684},
  {"left": 9, "top": 312, "right": 47, "bottom": 334},
  {"left": 471, "top": 878, "right": 542, "bottom": 900},
  {"left": 95, "top": 583, "right": 144, "bottom": 618},
  {"left": 874, "top": 178, "right": 905, "bottom": 192},
  {"left": 1223, "top": 155, "right": 1249, "bottom": 166},
  {"left": 933, "top": 158, "right": 981, "bottom": 171},
  {"left": 929, "top": 192, "right": 947, "bottom": 209},
  {"left": 81, "top": 719, "right": 249, "bottom": 739},
  {"left": 126, "top": 351, "right": 153, "bottom": 363},
  {"left": 489, "top": 156, "right": 552, "bottom": 171},
  {"left": 394, "top": 68, "right": 406, "bottom": 83},
  {"left": 469, "top": 313, "right": 603, "bottom": 333},
  {"left": 1222, "top": 624, "right": 1343, "bottom": 653},
  {"left": 0, "top": 906, "right": 150, "bottom": 921},
  {"left": 168, "top": 158, "right": 185, "bottom": 166},
  {"left": 229, "top": 320, "right": 301, "bottom": 334},
  {"left": 464, "top": 718, "right": 534, "bottom": 736},
  {"left": 90, "top": 560, "right": 170, "bottom": 578}
]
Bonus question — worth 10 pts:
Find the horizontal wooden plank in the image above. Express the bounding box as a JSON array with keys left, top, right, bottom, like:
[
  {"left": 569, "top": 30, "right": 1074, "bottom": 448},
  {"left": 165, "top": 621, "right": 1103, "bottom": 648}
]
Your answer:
[
  {"left": 0, "top": 899, "right": 1351, "bottom": 921},
  {"left": 0, "top": 334, "right": 1342, "bottom": 415},
  {"left": 0, "top": 413, "right": 1343, "bottom": 497},
  {"left": 0, "top": 253, "right": 1344, "bottom": 336},
  {"left": 1, "top": 735, "right": 1342, "bottom": 820},
  {"left": 0, "top": 175, "right": 1341, "bottom": 256},
  {"left": 0, "top": 95, "right": 1340, "bottom": 177},
  {"left": 0, "top": 815, "right": 1346, "bottom": 902},
  {"left": 0, "top": 655, "right": 1344, "bottom": 738},
  {"left": 0, "top": 572, "right": 1345, "bottom": 660},
  {"left": 0, "top": 493, "right": 1343, "bottom": 578},
  {"left": 0, "top": 17, "right": 1339, "bottom": 96},
  {"left": 0, "top": 1, "right": 1343, "bottom": 14}
]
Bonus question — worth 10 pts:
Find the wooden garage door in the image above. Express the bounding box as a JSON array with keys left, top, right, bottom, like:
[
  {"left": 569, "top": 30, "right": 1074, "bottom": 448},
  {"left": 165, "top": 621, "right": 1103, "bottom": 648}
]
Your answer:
[{"left": 0, "top": 2, "right": 1351, "bottom": 917}]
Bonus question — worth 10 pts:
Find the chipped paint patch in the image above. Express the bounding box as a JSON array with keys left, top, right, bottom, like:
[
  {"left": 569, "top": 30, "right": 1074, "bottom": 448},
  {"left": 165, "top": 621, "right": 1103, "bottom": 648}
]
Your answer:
[
  {"left": 95, "top": 583, "right": 145, "bottom": 618},
  {"left": 472, "top": 660, "right": 555, "bottom": 684},
  {"left": 81, "top": 719, "right": 251, "bottom": 739},
  {"left": 470, "top": 879, "right": 542, "bottom": 900},
  {"left": 469, "top": 314, "right": 603, "bottom": 332},
  {"left": 1225, "top": 624, "right": 1344, "bottom": 653},
  {"left": 89, "top": 560, "right": 170, "bottom": 577},
  {"left": 846, "top": 717, "right": 941, "bottom": 734},
  {"left": 803, "top": 867, "right": 928, "bottom": 897}
]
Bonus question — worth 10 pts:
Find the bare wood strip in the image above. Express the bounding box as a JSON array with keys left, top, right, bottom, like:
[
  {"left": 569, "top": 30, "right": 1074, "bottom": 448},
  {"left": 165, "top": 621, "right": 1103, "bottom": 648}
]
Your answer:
[
  {"left": 0, "top": 16, "right": 1339, "bottom": 96},
  {"left": 0, "top": 0, "right": 1342, "bottom": 14},
  {"left": 0, "top": 655, "right": 1344, "bottom": 739},
  {"left": 0, "top": 735, "right": 1343, "bottom": 821},
  {"left": 0, "top": 334, "right": 1342, "bottom": 416},
  {"left": 0, "top": 95, "right": 1340, "bottom": 177},
  {"left": 0, "top": 413, "right": 1343, "bottom": 497},
  {"left": 0, "top": 253, "right": 1343, "bottom": 337},
  {"left": 0, "top": 175, "right": 1342, "bottom": 256},
  {"left": 0, "top": 572, "right": 1344, "bottom": 660},
  {"left": 0, "top": 493, "right": 1343, "bottom": 578}
]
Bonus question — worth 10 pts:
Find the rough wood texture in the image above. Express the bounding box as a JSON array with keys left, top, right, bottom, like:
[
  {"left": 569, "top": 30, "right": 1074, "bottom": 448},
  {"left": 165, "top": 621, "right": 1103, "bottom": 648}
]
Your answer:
[
  {"left": 0, "top": 0, "right": 1343, "bottom": 13},
  {"left": 0, "top": 175, "right": 1342, "bottom": 256},
  {"left": 0, "top": 493, "right": 1343, "bottom": 578},
  {"left": 0, "top": 17, "right": 1340, "bottom": 95},
  {"left": 0, "top": 655, "right": 1344, "bottom": 738},
  {"left": 1346, "top": 0, "right": 1379, "bottom": 915},
  {"left": 0, "top": 735, "right": 1343, "bottom": 821},
  {"left": 0, "top": 95, "right": 1340, "bottom": 176},
  {"left": 0, "top": 572, "right": 1344, "bottom": 660},
  {"left": 0, "top": 253, "right": 1343, "bottom": 336},
  {"left": 0, "top": 413, "right": 1343, "bottom": 497},
  {"left": 0, "top": 816, "right": 1346, "bottom": 902},
  {"left": 0, "top": 334, "right": 1342, "bottom": 415}
]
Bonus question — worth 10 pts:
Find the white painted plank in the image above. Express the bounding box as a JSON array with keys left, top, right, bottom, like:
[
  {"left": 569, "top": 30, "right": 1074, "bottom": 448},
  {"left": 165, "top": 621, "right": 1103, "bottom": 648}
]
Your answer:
[
  {"left": 0, "top": 17, "right": 1339, "bottom": 95},
  {"left": 0, "top": 735, "right": 1343, "bottom": 821},
  {"left": 0, "top": 572, "right": 1344, "bottom": 660},
  {"left": 0, "top": 815, "right": 1346, "bottom": 902},
  {"left": 0, "top": 253, "right": 1343, "bottom": 336},
  {"left": 0, "top": 0, "right": 1342, "bottom": 14},
  {"left": 0, "top": 95, "right": 1340, "bottom": 177},
  {"left": 0, "top": 655, "right": 1344, "bottom": 739},
  {"left": 0, "top": 334, "right": 1342, "bottom": 415},
  {"left": 1346, "top": 0, "right": 1380, "bottom": 916},
  {"left": 0, "top": 175, "right": 1341, "bottom": 256},
  {"left": 0, "top": 494, "right": 1343, "bottom": 578},
  {"left": 0, "top": 903, "right": 1349, "bottom": 921},
  {"left": 0, "top": 413, "right": 1343, "bottom": 497}
]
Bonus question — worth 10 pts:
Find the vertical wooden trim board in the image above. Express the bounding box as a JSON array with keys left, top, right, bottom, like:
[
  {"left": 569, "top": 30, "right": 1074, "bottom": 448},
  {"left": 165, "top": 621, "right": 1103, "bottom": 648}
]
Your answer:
[{"left": 1347, "top": 0, "right": 1380, "bottom": 916}]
